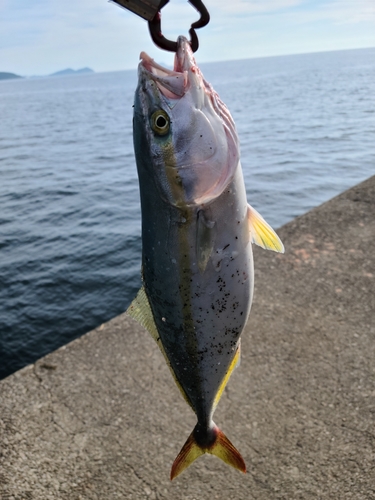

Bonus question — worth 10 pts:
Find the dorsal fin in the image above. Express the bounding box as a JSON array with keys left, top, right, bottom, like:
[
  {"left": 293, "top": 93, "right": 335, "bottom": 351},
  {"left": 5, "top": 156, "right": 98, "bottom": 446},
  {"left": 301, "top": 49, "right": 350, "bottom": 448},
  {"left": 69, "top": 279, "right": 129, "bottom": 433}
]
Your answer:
[
  {"left": 127, "top": 287, "right": 193, "bottom": 408},
  {"left": 127, "top": 286, "right": 159, "bottom": 341}
]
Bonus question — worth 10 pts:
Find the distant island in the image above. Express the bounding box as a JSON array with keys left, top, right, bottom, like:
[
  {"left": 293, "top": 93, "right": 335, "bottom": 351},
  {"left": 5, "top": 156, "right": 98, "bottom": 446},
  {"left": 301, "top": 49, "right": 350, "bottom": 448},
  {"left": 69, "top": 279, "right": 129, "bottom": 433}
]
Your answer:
[
  {"left": 0, "top": 72, "right": 23, "bottom": 81},
  {"left": 0, "top": 68, "right": 95, "bottom": 81},
  {"left": 49, "top": 67, "right": 94, "bottom": 77}
]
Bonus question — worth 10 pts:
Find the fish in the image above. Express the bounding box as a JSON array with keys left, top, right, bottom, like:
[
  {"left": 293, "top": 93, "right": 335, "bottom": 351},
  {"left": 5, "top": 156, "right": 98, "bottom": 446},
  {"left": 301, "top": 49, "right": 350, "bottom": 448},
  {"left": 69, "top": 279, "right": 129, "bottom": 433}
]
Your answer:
[{"left": 127, "top": 36, "right": 284, "bottom": 480}]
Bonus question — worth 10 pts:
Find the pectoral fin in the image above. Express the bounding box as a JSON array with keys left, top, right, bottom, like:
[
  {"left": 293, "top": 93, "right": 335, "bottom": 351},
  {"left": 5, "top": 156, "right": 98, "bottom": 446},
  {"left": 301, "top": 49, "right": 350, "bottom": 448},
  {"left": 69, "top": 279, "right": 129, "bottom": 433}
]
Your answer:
[
  {"left": 247, "top": 204, "right": 284, "bottom": 253},
  {"left": 196, "top": 210, "right": 216, "bottom": 273},
  {"left": 127, "top": 287, "right": 193, "bottom": 409}
]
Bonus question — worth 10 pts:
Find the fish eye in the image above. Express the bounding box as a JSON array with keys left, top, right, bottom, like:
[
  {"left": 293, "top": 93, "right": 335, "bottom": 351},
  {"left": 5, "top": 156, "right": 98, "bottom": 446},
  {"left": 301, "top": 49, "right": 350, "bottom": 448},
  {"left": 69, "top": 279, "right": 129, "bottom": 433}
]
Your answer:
[{"left": 151, "top": 110, "right": 170, "bottom": 136}]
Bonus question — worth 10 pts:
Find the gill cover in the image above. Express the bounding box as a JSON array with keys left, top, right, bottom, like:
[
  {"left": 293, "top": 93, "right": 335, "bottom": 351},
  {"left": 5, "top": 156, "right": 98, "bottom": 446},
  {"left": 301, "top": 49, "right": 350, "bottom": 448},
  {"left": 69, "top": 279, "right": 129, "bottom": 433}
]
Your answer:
[{"left": 135, "top": 37, "right": 240, "bottom": 208}]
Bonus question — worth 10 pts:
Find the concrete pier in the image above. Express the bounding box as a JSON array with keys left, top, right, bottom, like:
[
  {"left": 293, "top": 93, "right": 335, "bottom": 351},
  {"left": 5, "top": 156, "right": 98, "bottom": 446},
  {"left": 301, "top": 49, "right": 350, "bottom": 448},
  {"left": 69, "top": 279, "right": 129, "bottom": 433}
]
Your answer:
[{"left": 1, "top": 176, "right": 374, "bottom": 499}]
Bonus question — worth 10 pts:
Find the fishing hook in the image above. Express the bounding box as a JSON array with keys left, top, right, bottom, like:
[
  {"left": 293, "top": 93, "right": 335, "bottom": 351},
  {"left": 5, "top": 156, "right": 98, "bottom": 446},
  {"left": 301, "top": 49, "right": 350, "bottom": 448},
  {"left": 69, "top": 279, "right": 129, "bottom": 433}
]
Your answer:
[{"left": 148, "top": 0, "right": 210, "bottom": 53}]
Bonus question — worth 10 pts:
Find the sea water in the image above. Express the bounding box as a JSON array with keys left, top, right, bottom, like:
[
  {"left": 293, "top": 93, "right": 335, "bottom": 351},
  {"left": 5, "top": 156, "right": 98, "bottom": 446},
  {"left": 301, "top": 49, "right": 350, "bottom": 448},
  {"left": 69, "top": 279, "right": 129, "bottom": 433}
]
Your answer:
[{"left": 0, "top": 47, "right": 374, "bottom": 378}]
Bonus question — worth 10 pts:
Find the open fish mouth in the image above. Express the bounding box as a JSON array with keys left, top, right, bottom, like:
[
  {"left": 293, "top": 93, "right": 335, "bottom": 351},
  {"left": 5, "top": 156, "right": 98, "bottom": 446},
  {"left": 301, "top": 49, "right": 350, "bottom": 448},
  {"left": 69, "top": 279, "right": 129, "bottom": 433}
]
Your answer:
[{"left": 139, "top": 36, "right": 200, "bottom": 99}]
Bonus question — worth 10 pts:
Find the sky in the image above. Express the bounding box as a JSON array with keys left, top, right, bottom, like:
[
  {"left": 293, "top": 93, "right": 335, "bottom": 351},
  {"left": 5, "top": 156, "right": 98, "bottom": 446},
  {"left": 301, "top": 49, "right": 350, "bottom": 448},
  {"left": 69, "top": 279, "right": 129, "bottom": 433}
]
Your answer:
[{"left": 1, "top": 0, "right": 374, "bottom": 75}]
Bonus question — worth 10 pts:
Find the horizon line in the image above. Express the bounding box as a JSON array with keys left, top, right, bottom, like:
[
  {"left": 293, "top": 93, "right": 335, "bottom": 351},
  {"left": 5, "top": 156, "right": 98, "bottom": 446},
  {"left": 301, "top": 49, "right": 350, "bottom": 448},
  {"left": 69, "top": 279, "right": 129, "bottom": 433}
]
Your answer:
[{"left": 5, "top": 45, "right": 375, "bottom": 79}]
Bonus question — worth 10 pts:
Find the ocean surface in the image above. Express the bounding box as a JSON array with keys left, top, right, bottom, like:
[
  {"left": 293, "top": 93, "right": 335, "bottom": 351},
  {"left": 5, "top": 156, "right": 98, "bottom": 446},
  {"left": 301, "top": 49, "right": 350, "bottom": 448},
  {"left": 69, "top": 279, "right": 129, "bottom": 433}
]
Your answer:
[{"left": 1, "top": 47, "right": 374, "bottom": 379}]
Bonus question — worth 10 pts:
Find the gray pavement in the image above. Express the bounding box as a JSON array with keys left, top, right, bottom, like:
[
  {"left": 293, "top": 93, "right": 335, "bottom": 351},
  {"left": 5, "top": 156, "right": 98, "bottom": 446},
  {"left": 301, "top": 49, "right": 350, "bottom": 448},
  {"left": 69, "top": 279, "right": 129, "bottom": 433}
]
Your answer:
[{"left": 1, "top": 176, "right": 374, "bottom": 499}]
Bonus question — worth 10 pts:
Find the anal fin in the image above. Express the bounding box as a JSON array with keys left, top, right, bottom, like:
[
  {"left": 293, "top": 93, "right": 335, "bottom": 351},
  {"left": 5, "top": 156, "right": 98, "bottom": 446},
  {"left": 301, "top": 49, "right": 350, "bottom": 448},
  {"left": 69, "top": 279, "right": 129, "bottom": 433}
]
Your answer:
[{"left": 213, "top": 342, "right": 241, "bottom": 412}]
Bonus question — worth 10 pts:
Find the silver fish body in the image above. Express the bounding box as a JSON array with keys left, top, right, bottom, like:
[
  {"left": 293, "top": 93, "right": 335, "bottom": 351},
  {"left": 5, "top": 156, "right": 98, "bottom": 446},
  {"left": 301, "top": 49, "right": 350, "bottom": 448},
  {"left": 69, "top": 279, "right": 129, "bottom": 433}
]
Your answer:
[{"left": 129, "top": 36, "right": 283, "bottom": 479}]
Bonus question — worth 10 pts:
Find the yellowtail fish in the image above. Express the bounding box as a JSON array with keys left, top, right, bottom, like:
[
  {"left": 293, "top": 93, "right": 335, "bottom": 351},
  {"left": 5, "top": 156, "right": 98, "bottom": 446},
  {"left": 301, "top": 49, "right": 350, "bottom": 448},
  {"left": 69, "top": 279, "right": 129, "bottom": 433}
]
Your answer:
[{"left": 127, "top": 36, "right": 284, "bottom": 480}]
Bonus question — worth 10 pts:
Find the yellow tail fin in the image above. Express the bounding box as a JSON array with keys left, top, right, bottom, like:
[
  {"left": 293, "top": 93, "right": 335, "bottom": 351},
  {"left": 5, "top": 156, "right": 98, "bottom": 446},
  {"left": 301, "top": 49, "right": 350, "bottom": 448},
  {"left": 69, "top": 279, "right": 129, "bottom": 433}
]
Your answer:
[{"left": 170, "top": 423, "right": 246, "bottom": 480}]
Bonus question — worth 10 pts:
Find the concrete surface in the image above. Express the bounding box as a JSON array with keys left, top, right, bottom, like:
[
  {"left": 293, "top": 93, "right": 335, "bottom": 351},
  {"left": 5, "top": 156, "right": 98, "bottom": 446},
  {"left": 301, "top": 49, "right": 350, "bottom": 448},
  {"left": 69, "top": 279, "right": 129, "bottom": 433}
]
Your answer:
[{"left": 1, "top": 176, "right": 374, "bottom": 499}]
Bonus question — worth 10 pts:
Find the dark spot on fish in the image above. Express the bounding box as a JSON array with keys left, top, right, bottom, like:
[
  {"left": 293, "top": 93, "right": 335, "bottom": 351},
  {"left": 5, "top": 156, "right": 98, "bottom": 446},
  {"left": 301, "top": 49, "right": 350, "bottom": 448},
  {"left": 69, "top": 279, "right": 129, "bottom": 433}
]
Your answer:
[{"left": 223, "top": 244, "right": 230, "bottom": 250}]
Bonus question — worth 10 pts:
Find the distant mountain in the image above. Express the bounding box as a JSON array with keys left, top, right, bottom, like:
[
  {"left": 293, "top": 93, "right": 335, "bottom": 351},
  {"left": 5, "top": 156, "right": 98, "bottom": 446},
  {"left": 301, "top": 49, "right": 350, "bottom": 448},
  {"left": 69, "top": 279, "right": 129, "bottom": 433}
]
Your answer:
[
  {"left": 49, "top": 67, "right": 94, "bottom": 77},
  {"left": 0, "top": 72, "right": 23, "bottom": 81}
]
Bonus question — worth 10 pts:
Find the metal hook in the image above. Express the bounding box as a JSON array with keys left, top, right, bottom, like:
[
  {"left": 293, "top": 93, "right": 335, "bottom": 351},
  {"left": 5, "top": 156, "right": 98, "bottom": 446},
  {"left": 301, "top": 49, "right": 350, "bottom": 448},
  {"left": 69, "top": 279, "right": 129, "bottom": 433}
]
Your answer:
[{"left": 148, "top": 0, "right": 210, "bottom": 53}]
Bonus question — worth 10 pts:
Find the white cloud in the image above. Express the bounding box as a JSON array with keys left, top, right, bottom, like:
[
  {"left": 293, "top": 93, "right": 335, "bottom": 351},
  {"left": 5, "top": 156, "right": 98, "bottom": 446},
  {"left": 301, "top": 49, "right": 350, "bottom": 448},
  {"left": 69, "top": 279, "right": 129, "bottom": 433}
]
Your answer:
[
  {"left": 0, "top": 0, "right": 374, "bottom": 74},
  {"left": 318, "top": 0, "right": 375, "bottom": 24},
  {"left": 209, "top": 0, "right": 304, "bottom": 15}
]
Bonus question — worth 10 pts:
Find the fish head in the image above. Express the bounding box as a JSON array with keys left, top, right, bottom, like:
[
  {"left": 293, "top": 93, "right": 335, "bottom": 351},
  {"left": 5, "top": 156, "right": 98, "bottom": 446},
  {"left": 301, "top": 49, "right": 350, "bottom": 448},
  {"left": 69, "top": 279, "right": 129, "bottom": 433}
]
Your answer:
[{"left": 134, "top": 36, "right": 239, "bottom": 208}]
